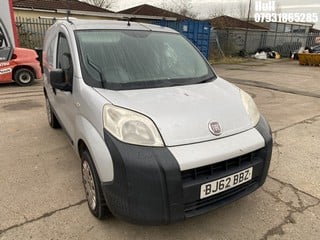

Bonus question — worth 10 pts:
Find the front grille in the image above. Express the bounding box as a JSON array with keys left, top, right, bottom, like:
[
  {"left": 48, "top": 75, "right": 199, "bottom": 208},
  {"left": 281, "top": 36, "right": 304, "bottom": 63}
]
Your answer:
[
  {"left": 181, "top": 152, "right": 255, "bottom": 182},
  {"left": 181, "top": 150, "right": 264, "bottom": 217},
  {"left": 184, "top": 178, "right": 258, "bottom": 216}
]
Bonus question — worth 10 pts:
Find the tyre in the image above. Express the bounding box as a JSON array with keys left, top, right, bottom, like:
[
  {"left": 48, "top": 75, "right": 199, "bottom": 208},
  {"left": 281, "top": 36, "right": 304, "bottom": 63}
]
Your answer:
[
  {"left": 45, "top": 97, "right": 60, "bottom": 129},
  {"left": 81, "top": 150, "right": 109, "bottom": 219},
  {"left": 14, "top": 68, "right": 35, "bottom": 86}
]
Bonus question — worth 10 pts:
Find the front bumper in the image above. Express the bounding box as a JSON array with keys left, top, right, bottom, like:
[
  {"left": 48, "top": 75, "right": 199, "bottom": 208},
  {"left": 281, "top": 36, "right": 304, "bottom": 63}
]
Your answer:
[{"left": 102, "top": 116, "right": 272, "bottom": 225}]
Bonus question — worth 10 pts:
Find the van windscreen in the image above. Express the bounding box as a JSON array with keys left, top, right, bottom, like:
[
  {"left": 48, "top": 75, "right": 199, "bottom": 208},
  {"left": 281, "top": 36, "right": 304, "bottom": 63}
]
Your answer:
[{"left": 75, "top": 30, "right": 215, "bottom": 90}]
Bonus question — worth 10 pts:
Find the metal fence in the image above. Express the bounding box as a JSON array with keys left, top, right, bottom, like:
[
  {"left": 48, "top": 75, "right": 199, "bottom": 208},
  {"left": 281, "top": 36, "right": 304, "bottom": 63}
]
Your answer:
[
  {"left": 15, "top": 16, "right": 54, "bottom": 49},
  {"left": 15, "top": 16, "right": 320, "bottom": 59},
  {"left": 211, "top": 29, "right": 320, "bottom": 57}
]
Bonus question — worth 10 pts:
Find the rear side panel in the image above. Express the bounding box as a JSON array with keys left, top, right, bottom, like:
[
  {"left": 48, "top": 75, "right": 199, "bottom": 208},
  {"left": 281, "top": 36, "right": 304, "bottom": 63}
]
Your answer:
[{"left": 12, "top": 48, "right": 42, "bottom": 79}]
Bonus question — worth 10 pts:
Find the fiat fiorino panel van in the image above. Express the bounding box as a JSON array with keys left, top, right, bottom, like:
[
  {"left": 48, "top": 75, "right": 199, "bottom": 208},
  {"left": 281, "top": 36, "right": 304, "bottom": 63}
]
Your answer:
[{"left": 43, "top": 19, "right": 272, "bottom": 225}]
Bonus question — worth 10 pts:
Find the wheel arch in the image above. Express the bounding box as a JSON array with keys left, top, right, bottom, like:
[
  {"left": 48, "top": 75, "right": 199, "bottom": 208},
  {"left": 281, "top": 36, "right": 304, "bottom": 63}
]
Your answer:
[
  {"left": 75, "top": 116, "right": 114, "bottom": 183},
  {"left": 43, "top": 87, "right": 47, "bottom": 97},
  {"left": 12, "top": 65, "right": 35, "bottom": 81},
  {"left": 78, "top": 139, "right": 88, "bottom": 156}
]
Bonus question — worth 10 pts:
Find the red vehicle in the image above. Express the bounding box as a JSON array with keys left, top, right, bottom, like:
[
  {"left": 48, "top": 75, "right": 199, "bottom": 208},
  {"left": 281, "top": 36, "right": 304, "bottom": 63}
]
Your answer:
[{"left": 0, "top": 19, "right": 41, "bottom": 86}]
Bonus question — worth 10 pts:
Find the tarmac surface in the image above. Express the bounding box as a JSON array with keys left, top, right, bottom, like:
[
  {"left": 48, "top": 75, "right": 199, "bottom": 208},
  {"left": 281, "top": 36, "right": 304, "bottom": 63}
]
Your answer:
[{"left": 0, "top": 59, "right": 319, "bottom": 239}]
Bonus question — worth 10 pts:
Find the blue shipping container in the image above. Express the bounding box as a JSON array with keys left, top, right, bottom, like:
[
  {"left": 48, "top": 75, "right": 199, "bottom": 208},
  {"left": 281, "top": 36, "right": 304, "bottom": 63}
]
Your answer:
[{"left": 152, "top": 19, "right": 211, "bottom": 59}]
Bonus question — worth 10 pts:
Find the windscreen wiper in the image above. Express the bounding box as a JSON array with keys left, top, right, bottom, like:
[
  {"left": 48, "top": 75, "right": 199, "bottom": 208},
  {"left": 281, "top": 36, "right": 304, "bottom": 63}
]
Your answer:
[
  {"left": 197, "top": 77, "right": 214, "bottom": 84},
  {"left": 86, "top": 55, "right": 107, "bottom": 88}
]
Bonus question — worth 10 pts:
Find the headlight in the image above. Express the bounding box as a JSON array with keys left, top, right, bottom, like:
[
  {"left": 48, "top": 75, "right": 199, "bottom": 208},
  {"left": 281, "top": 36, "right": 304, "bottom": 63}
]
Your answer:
[
  {"left": 103, "top": 105, "right": 164, "bottom": 147},
  {"left": 240, "top": 89, "right": 260, "bottom": 126}
]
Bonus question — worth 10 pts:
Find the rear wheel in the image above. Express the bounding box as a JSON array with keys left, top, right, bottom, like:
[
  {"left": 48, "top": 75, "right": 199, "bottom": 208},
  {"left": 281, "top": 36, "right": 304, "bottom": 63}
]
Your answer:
[
  {"left": 81, "top": 149, "right": 109, "bottom": 219},
  {"left": 14, "top": 68, "right": 35, "bottom": 86},
  {"left": 45, "top": 97, "right": 60, "bottom": 129}
]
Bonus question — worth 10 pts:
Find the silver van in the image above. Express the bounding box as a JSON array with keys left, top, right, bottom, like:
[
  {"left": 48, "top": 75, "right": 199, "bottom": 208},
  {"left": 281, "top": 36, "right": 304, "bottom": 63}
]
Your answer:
[{"left": 43, "top": 19, "right": 272, "bottom": 225}]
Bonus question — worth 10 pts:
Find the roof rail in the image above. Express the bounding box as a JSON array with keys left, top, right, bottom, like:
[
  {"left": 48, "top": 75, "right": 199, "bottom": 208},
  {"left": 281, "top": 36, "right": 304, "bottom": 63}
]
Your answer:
[
  {"left": 40, "top": 9, "right": 177, "bottom": 23},
  {"left": 38, "top": 9, "right": 76, "bottom": 24},
  {"left": 38, "top": 16, "right": 77, "bottom": 23},
  {"left": 56, "top": 9, "right": 177, "bottom": 21}
]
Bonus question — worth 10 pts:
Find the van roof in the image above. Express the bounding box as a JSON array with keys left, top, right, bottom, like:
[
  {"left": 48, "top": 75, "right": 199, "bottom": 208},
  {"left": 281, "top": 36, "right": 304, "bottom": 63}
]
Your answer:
[{"left": 56, "top": 19, "right": 178, "bottom": 33}]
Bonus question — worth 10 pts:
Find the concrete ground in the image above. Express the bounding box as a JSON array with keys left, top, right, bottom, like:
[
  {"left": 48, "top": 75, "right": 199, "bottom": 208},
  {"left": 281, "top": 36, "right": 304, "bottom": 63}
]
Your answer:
[{"left": 0, "top": 60, "right": 319, "bottom": 240}]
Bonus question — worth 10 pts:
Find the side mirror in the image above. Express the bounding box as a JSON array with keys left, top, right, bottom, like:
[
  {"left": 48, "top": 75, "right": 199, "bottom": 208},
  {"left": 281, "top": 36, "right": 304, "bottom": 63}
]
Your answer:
[{"left": 50, "top": 69, "right": 72, "bottom": 92}]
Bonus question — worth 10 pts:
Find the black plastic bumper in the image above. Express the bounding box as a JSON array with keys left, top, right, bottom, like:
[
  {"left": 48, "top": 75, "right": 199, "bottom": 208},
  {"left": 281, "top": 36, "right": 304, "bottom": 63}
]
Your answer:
[{"left": 102, "top": 115, "right": 272, "bottom": 225}]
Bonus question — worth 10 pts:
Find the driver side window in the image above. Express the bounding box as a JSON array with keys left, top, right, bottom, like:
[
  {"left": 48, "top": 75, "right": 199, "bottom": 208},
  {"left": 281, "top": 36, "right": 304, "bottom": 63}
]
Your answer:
[
  {"left": 56, "top": 33, "right": 73, "bottom": 84},
  {"left": 0, "top": 29, "right": 6, "bottom": 48},
  {"left": 0, "top": 26, "right": 12, "bottom": 62}
]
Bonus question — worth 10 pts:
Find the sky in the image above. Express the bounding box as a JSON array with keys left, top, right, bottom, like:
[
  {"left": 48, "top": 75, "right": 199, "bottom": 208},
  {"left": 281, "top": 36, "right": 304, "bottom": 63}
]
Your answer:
[{"left": 109, "top": 0, "right": 320, "bottom": 29}]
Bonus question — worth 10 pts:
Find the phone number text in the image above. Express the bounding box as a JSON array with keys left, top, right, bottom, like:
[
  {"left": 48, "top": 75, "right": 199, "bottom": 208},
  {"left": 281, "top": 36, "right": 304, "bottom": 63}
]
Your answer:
[{"left": 254, "top": 12, "right": 319, "bottom": 23}]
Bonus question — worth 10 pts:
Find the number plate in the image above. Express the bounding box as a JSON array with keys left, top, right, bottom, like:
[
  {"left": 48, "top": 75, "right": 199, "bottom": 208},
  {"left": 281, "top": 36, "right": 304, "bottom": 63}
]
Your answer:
[{"left": 200, "top": 167, "right": 253, "bottom": 199}]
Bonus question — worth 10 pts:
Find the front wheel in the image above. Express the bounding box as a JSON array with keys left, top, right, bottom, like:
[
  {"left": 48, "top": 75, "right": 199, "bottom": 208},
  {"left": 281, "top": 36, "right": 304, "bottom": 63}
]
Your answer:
[
  {"left": 81, "top": 150, "right": 109, "bottom": 219},
  {"left": 14, "top": 68, "right": 35, "bottom": 86},
  {"left": 45, "top": 97, "right": 60, "bottom": 129}
]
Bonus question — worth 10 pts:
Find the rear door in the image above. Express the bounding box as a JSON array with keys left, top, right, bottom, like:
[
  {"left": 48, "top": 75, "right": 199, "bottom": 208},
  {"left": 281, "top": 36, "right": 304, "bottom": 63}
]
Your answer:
[{"left": 0, "top": 19, "right": 13, "bottom": 62}]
